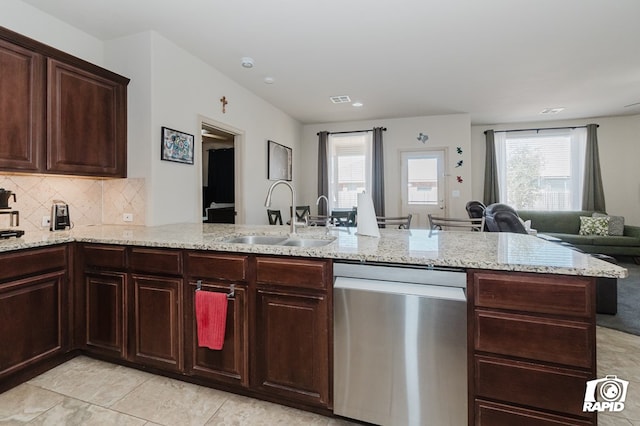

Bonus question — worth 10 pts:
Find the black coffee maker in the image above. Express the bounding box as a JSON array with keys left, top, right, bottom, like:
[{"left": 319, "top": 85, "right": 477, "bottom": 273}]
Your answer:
[
  {"left": 0, "top": 188, "right": 22, "bottom": 238},
  {"left": 0, "top": 188, "right": 16, "bottom": 209}
]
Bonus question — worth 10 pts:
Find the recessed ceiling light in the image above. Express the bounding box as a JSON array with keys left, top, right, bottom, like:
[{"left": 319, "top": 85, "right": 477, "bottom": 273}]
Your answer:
[
  {"left": 241, "top": 57, "right": 254, "bottom": 68},
  {"left": 352, "top": 102, "right": 363, "bottom": 107},
  {"left": 540, "top": 107, "right": 565, "bottom": 114},
  {"left": 330, "top": 95, "right": 351, "bottom": 104},
  {"left": 264, "top": 77, "right": 275, "bottom": 84}
]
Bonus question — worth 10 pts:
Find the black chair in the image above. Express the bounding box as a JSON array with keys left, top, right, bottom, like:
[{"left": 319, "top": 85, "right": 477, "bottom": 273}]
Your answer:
[
  {"left": 466, "top": 201, "right": 486, "bottom": 219},
  {"left": 290, "top": 205, "right": 311, "bottom": 222},
  {"left": 331, "top": 209, "right": 357, "bottom": 227},
  {"left": 267, "top": 209, "right": 283, "bottom": 225},
  {"left": 484, "top": 203, "right": 527, "bottom": 234}
]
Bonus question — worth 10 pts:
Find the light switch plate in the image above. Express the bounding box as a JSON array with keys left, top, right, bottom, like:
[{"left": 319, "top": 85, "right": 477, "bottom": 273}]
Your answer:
[{"left": 452, "top": 190, "right": 460, "bottom": 198}]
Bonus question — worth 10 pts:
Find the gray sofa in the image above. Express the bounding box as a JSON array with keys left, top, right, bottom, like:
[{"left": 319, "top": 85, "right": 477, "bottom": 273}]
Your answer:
[{"left": 517, "top": 210, "right": 640, "bottom": 259}]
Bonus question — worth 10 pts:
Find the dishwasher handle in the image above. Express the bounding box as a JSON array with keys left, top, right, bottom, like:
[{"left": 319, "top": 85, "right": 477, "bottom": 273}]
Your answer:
[{"left": 334, "top": 276, "right": 466, "bottom": 302}]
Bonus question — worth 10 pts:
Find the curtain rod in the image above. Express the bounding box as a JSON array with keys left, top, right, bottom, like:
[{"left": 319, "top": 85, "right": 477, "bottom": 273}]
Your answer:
[
  {"left": 484, "top": 124, "right": 598, "bottom": 135},
  {"left": 317, "top": 127, "right": 387, "bottom": 136}
]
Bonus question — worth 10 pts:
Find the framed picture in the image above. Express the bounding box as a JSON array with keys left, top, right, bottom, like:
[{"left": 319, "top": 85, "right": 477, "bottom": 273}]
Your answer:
[
  {"left": 161, "top": 126, "right": 194, "bottom": 164},
  {"left": 268, "top": 140, "right": 292, "bottom": 181}
]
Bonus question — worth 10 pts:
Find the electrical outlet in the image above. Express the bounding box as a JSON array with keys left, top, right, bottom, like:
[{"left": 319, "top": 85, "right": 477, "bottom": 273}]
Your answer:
[
  {"left": 42, "top": 216, "right": 51, "bottom": 227},
  {"left": 123, "top": 213, "right": 134, "bottom": 222}
]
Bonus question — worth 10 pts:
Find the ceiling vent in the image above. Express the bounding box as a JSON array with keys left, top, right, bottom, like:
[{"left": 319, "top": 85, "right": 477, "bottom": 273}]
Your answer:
[{"left": 330, "top": 95, "right": 351, "bottom": 104}]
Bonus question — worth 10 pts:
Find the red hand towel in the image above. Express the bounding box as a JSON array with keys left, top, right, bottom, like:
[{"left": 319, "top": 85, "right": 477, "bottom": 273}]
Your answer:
[{"left": 195, "top": 290, "right": 228, "bottom": 350}]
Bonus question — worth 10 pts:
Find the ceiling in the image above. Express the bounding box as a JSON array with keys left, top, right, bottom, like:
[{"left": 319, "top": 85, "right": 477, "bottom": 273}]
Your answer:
[{"left": 21, "top": 0, "right": 640, "bottom": 125}]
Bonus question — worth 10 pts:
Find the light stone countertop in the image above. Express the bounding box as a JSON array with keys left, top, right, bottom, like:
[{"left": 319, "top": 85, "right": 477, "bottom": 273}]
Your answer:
[{"left": 0, "top": 223, "right": 628, "bottom": 278}]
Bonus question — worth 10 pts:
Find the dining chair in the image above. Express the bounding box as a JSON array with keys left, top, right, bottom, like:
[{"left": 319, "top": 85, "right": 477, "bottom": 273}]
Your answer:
[
  {"left": 331, "top": 209, "right": 357, "bottom": 227},
  {"left": 428, "top": 214, "right": 485, "bottom": 232},
  {"left": 291, "top": 205, "right": 311, "bottom": 222},
  {"left": 267, "top": 209, "right": 283, "bottom": 225},
  {"left": 376, "top": 214, "right": 413, "bottom": 229}
]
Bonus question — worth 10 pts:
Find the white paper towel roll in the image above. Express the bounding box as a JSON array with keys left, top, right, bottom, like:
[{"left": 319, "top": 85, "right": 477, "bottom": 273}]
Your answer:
[{"left": 356, "top": 192, "right": 380, "bottom": 238}]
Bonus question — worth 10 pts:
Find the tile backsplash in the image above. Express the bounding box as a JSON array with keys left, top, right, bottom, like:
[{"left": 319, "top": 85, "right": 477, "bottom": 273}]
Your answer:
[{"left": 0, "top": 175, "right": 145, "bottom": 231}]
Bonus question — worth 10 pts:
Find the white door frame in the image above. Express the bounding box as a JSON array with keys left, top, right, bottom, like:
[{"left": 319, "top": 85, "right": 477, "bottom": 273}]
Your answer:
[
  {"left": 399, "top": 147, "right": 449, "bottom": 228},
  {"left": 198, "top": 115, "right": 245, "bottom": 224}
]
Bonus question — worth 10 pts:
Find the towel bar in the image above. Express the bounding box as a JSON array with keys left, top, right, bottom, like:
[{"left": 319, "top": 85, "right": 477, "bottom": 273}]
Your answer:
[{"left": 195, "top": 280, "right": 235, "bottom": 299}]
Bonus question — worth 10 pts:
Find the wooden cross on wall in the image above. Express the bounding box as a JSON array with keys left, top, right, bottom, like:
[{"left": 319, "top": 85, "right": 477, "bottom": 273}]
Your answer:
[{"left": 220, "top": 96, "right": 228, "bottom": 113}]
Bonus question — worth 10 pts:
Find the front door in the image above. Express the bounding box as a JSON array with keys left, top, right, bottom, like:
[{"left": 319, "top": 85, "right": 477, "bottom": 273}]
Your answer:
[{"left": 401, "top": 150, "right": 446, "bottom": 228}]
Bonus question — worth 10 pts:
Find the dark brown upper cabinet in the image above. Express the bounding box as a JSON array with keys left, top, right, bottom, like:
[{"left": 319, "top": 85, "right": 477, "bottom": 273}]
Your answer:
[{"left": 0, "top": 26, "right": 129, "bottom": 178}]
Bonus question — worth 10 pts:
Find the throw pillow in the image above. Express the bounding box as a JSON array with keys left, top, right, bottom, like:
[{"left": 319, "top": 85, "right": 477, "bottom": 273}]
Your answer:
[
  {"left": 592, "top": 212, "right": 625, "bottom": 236},
  {"left": 579, "top": 216, "right": 610, "bottom": 236}
]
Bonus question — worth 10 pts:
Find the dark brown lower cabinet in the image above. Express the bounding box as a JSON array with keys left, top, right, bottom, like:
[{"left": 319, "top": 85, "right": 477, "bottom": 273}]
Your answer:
[
  {"left": 253, "top": 256, "right": 331, "bottom": 409},
  {"left": 184, "top": 280, "right": 248, "bottom": 387},
  {"left": 468, "top": 270, "right": 597, "bottom": 425},
  {"left": 85, "top": 271, "right": 126, "bottom": 359},
  {"left": 0, "top": 271, "right": 67, "bottom": 378},
  {"left": 129, "top": 274, "right": 183, "bottom": 372},
  {"left": 253, "top": 289, "right": 329, "bottom": 407},
  {"left": 0, "top": 245, "right": 68, "bottom": 382}
]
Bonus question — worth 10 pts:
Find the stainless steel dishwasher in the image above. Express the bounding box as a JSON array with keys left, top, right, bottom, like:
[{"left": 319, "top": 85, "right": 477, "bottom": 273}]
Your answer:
[{"left": 333, "top": 262, "right": 467, "bottom": 426}]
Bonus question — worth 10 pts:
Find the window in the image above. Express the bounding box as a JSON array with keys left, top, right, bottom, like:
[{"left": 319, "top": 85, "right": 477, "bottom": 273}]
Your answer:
[
  {"left": 327, "top": 132, "right": 372, "bottom": 212},
  {"left": 495, "top": 128, "right": 586, "bottom": 210}
]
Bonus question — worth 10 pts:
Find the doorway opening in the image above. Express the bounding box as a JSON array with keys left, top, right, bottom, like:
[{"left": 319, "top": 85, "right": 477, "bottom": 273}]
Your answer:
[
  {"left": 201, "top": 121, "right": 240, "bottom": 224},
  {"left": 400, "top": 149, "right": 447, "bottom": 228}
]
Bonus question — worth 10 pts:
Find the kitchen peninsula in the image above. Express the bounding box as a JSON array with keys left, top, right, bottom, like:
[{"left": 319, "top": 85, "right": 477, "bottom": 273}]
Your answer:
[{"left": 0, "top": 224, "right": 627, "bottom": 425}]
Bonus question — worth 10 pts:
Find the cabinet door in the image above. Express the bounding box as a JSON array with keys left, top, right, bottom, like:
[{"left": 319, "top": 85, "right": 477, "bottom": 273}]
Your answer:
[
  {"left": 253, "top": 289, "right": 330, "bottom": 408},
  {"left": 130, "top": 274, "right": 183, "bottom": 372},
  {"left": 47, "top": 58, "right": 127, "bottom": 177},
  {"left": 185, "top": 281, "right": 248, "bottom": 387},
  {"left": 85, "top": 271, "right": 127, "bottom": 359},
  {"left": 0, "top": 271, "right": 67, "bottom": 378},
  {"left": 0, "top": 38, "right": 44, "bottom": 171}
]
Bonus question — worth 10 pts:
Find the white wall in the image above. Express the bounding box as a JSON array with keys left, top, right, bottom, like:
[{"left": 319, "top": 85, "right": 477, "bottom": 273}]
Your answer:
[
  {"left": 300, "top": 114, "right": 472, "bottom": 222},
  {"left": 1, "top": 0, "right": 104, "bottom": 65},
  {"left": 470, "top": 114, "right": 640, "bottom": 225},
  {"left": 105, "top": 31, "right": 302, "bottom": 226}
]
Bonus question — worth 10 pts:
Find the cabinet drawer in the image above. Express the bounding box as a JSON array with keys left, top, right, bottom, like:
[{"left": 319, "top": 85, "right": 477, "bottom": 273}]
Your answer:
[
  {"left": 256, "top": 257, "right": 329, "bottom": 290},
  {"left": 472, "top": 271, "right": 592, "bottom": 318},
  {"left": 475, "top": 310, "right": 593, "bottom": 368},
  {"left": 130, "top": 248, "right": 182, "bottom": 276},
  {"left": 186, "top": 252, "right": 247, "bottom": 282},
  {"left": 0, "top": 246, "right": 66, "bottom": 282},
  {"left": 83, "top": 244, "right": 126, "bottom": 270},
  {"left": 475, "top": 356, "right": 592, "bottom": 418},
  {"left": 476, "top": 399, "right": 592, "bottom": 426}
]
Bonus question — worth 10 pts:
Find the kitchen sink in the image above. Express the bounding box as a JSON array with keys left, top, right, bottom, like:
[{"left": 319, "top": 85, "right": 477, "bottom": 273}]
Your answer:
[
  {"left": 225, "top": 235, "right": 288, "bottom": 245},
  {"left": 280, "top": 238, "right": 335, "bottom": 247},
  {"left": 224, "top": 235, "right": 335, "bottom": 248}
]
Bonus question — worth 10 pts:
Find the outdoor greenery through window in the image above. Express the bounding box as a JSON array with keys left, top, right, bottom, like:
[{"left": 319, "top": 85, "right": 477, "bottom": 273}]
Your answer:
[{"left": 495, "top": 128, "right": 587, "bottom": 210}]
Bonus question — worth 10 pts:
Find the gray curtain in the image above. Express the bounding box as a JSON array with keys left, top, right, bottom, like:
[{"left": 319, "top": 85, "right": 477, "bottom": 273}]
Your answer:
[
  {"left": 372, "top": 127, "right": 385, "bottom": 216},
  {"left": 317, "top": 131, "right": 329, "bottom": 215},
  {"left": 582, "top": 124, "right": 606, "bottom": 212},
  {"left": 483, "top": 129, "right": 500, "bottom": 205}
]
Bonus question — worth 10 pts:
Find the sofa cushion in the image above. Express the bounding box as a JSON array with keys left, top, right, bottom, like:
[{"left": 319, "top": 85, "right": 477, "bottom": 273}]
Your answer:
[
  {"left": 542, "top": 233, "right": 595, "bottom": 245},
  {"left": 592, "top": 212, "right": 625, "bottom": 236},
  {"left": 579, "top": 216, "right": 609, "bottom": 236},
  {"left": 591, "top": 236, "right": 640, "bottom": 247},
  {"left": 517, "top": 210, "right": 598, "bottom": 234}
]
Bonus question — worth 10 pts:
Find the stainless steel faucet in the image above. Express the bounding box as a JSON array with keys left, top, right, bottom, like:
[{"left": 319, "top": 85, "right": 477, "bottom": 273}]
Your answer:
[
  {"left": 315, "top": 195, "right": 330, "bottom": 227},
  {"left": 265, "top": 180, "right": 297, "bottom": 234}
]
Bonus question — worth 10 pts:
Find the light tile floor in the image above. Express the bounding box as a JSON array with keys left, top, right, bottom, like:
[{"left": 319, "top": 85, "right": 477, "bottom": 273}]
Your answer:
[{"left": 0, "top": 326, "right": 638, "bottom": 425}]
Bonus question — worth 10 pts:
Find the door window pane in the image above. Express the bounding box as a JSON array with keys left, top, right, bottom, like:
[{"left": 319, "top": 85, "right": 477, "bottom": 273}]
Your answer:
[{"left": 407, "top": 157, "right": 438, "bottom": 205}]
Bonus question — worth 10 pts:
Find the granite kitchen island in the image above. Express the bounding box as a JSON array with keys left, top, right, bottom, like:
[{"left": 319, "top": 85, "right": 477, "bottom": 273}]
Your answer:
[{"left": 0, "top": 224, "right": 627, "bottom": 425}]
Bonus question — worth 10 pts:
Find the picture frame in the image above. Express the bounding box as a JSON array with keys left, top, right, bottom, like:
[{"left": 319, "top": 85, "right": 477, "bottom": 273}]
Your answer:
[
  {"left": 267, "top": 140, "right": 292, "bottom": 181},
  {"left": 161, "top": 126, "right": 195, "bottom": 164}
]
